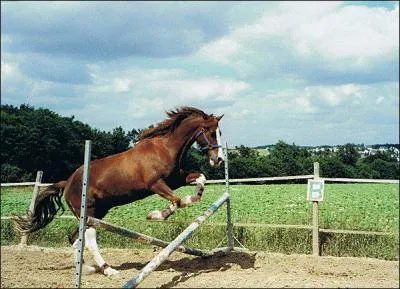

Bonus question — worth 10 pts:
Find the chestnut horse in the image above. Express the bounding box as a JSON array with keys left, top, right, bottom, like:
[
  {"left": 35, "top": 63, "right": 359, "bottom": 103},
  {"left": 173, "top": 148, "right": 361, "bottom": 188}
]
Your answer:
[{"left": 13, "top": 106, "right": 224, "bottom": 276}]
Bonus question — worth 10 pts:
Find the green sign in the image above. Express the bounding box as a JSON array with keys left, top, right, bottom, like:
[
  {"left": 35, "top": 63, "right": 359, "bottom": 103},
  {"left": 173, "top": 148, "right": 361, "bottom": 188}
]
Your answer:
[{"left": 307, "top": 179, "right": 325, "bottom": 201}]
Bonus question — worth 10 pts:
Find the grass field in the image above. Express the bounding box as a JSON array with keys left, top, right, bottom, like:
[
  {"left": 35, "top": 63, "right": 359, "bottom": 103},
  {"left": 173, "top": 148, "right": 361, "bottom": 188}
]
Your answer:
[{"left": 1, "top": 183, "right": 399, "bottom": 260}]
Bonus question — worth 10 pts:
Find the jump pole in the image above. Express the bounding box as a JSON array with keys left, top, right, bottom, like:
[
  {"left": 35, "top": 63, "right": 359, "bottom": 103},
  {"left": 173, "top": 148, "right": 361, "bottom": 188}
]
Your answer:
[
  {"left": 86, "top": 217, "right": 211, "bottom": 257},
  {"left": 224, "top": 142, "right": 234, "bottom": 250},
  {"left": 123, "top": 191, "right": 230, "bottom": 288},
  {"left": 74, "top": 140, "right": 92, "bottom": 288}
]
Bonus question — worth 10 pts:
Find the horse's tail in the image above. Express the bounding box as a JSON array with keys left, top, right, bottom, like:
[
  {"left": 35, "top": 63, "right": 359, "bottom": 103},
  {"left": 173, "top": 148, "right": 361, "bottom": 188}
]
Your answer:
[{"left": 12, "top": 180, "right": 67, "bottom": 234}]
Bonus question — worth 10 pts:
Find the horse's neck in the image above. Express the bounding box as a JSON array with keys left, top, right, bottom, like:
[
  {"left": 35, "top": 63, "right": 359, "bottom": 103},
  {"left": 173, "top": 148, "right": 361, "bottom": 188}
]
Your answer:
[{"left": 169, "top": 118, "right": 202, "bottom": 167}]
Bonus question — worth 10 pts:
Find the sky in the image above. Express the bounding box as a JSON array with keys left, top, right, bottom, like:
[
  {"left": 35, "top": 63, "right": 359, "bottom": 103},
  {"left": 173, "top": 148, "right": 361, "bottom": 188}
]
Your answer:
[{"left": 1, "top": 1, "right": 399, "bottom": 147}]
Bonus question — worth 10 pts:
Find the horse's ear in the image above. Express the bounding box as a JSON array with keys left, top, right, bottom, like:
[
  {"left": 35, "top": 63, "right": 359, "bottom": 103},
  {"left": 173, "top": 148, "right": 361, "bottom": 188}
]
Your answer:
[{"left": 216, "top": 114, "right": 224, "bottom": 121}]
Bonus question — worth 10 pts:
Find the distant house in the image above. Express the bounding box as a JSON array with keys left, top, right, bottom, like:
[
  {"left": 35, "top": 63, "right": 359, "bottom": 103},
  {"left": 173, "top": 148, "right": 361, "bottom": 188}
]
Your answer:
[{"left": 272, "top": 144, "right": 399, "bottom": 161}]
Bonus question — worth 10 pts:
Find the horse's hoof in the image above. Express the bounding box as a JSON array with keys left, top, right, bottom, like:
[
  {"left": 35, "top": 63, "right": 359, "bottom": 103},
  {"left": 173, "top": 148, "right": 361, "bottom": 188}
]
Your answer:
[
  {"left": 146, "top": 210, "right": 164, "bottom": 220},
  {"left": 104, "top": 267, "right": 120, "bottom": 277},
  {"left": 83, "top": 265, "right": 96, "bottom": 275},
  {"left": 180, "top": 195, "right": 193, "bottom": 207}
]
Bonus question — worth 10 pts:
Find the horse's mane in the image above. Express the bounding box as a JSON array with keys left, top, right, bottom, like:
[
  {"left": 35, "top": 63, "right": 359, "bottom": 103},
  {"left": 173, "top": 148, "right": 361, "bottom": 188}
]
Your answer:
[{"left": 140, "top": 106, "right": 211, "bottom": 140}]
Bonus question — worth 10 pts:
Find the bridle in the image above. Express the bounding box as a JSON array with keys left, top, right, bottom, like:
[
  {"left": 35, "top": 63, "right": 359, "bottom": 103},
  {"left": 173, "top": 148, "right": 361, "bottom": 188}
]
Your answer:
[{"left": 195, "top": 128, "right": 222, "bottom": 153}]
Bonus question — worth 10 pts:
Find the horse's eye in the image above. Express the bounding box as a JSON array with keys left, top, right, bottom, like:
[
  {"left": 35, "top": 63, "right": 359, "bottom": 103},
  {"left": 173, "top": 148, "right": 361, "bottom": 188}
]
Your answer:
[{"left": 210, "top": 131, "right": 217, "bottom": 138}]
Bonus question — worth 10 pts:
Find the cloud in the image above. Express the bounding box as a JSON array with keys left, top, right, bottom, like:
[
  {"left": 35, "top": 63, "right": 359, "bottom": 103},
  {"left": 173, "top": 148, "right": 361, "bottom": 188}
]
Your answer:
[
  {"left": 1, "top": 1, "right": 237, "bottom": 60},
  {"left": 197, "top": 1, "right": 399, "bottom": 85},
  {"left": 30, "top": 65, "right": 250, "bottom": 131},
  {"left": 215, "top": 80, "right": 398, "bottom": 146},
  {"left": 1, "top": 1, "right": 398, "bottom": 146},
  {"left": 18, "top": 53, "right": 92, "bottom": 84}
]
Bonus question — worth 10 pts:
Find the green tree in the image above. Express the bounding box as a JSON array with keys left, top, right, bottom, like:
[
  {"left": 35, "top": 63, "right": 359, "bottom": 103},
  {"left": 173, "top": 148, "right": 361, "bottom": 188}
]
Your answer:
[
  {"left": 268, "top": 141, "right": 312, "bottom": 176},
  {"left": 0, "top": 104, "right": 134, "bottom": 182},
  {"left": 338, "top": 143, "right": 359, "bottom": 166},
  {"left": 110, "top": 126, "right": 130, "bottom": 154},
  {"left": 236, "top": 145, "right": 258, "bottom": 158},
  {"left": 319, "top": 156, "right": 347, "bottom": 178},
  {"left": 127, "top": 128, "right": 142, "bottom": 146}
]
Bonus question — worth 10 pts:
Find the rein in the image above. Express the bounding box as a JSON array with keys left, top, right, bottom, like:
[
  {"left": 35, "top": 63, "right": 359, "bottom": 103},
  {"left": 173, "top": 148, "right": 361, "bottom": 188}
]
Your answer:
[{"left": 195, "top": 128, "right": 222, "bottom": 153}]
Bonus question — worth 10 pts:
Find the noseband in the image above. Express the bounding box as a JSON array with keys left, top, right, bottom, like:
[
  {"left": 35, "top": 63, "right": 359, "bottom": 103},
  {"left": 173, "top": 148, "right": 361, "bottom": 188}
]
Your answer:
[{"left": 195, "top": 128, "right": 222, "bottom": 153}]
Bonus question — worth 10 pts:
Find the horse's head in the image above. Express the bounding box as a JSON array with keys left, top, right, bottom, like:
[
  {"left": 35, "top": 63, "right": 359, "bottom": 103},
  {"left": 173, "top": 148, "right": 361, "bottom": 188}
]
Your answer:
[{"left": 195, "top": 114, "right": 224, "bottom": 167}]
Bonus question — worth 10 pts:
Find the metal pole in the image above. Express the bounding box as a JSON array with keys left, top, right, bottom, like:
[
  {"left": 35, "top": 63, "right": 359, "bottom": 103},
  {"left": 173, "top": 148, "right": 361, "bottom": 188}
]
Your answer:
[
  {"left": 74, "top": 140, "right": 92, "bottom": 288},
  {"left": 123, "top": 192, "right": 229, "bottom": 288},
  {"left": 86, "top": 217, "right": 210, "bottom": 257},
  {"left": 312, "top": 162, "right": 320, "bottom": 256},
  {"left": 224, "top": 142, "right": 234, "bottom": 249},
  {"left": 19, "top": 171, "right": 43, "bottom": 246}
]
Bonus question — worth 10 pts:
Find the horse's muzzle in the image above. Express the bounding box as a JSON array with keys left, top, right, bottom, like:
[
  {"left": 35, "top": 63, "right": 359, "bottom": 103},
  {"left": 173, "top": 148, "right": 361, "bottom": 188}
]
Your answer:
[{"left": 210, "top": 157, "right": 224, "bottom": 167}]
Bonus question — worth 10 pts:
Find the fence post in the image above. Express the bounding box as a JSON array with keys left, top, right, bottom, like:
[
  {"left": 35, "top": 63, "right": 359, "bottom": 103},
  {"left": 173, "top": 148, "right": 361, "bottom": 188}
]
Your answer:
[
  {"left": 74, "top": 140, "right": 92, "bottom": 288},
  {"left": 312, "top": 162, "right": 320, "bottom": 256},
  {"left": 224, "top": 142, "right": 234, "bottom": 250},
  {"left": 19, "top": 171, "right": 43, "bottom": 246}
]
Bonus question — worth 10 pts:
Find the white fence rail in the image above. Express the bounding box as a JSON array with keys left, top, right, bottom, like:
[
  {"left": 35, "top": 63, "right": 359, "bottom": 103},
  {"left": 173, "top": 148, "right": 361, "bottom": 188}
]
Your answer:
[
  {"left": 320, "top": 177, "right": 399, "bottom": 184},
  {"left": 1, "top": 175, "right": 398, "bottom": 187},
  {"left": 2, "top": 169, "right": 398, "bottom": 257},
  {"left": 1, "top": 215, "right": 395, "bottom": 236},
  {"left": 1, "top": 182, "right": 53, "bottom": 187}
]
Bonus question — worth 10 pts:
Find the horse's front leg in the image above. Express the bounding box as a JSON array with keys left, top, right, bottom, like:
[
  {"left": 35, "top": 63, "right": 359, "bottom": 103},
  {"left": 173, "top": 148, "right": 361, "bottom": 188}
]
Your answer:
[
  {"left": 146, "top": 172, "right": 207, "bottom": 220},
  {"left": 180, "top": 172, "right": 207, "bottom": 205},
  {"left": 147, "top": 179, "right": 183, "bottom": 220}
]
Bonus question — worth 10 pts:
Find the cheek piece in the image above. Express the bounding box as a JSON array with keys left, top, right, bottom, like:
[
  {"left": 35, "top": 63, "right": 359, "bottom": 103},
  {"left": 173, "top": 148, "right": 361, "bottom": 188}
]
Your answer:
[{"left": 195, "top": 128, "right": 222, "bottom": 153}]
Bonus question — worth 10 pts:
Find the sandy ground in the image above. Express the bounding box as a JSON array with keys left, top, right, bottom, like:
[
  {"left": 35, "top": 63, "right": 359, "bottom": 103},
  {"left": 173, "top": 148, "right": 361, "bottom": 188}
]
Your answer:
[{"left": 1, "top": 245, "right": 399, "bottom": 288}]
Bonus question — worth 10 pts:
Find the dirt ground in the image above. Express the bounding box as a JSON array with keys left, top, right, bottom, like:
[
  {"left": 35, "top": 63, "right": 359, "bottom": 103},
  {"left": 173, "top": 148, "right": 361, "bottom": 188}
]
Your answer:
[{"left": 1, "top": 245, "right": 399, "bottom": 288}]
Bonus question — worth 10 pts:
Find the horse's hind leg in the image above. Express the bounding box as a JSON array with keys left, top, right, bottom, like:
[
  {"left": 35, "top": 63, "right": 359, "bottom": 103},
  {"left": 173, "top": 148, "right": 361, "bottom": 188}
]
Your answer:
[
  {"left": 70, "top": 226, "right": 118, "bottom": 276},
  {"left": 71, "top": 239, "right": 97, "bottom": 275},
  {"left": 84, "top": 227, "right": 119, "bottom": 277},
  {"left": 70, "top": 227, "right": 96, "bottom": 275}
]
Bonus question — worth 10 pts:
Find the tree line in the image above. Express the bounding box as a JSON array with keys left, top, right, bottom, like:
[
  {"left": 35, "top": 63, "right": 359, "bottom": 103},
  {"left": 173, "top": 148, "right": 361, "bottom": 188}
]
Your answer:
[{"left": 1, "top": 104, "right": 398, "bottom": 183}]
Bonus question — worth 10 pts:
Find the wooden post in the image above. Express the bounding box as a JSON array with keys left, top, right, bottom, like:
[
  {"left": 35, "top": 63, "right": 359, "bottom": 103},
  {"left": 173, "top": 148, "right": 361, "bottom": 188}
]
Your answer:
[
  {"left": 19, "top": 171, "right": 43, "bottom": 246},
  {"left": 312, "top": 162, "right": 320, "bottom": 256},
  {"left": 75, "top": 140, "right": 91, "bottom": 288}
]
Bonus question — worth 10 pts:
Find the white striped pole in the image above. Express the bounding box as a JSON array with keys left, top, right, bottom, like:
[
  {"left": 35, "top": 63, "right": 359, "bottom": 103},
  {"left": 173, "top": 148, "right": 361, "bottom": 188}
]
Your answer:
[
  {"left": 74, "top": 140, "right": 92, "bottom": 288},
  {"left": 224, "top": 142, "right": 234, "bottom": 249},
  {"left": 123, "top": 192, "right": 229, "bottom": 288},
  {"left": 86, "top": 217, "right": 211, "bottom": 257}
]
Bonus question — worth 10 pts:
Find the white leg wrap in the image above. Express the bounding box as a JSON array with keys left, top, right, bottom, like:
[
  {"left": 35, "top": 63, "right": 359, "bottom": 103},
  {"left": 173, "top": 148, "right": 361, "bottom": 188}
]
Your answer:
[
  {"left": 147, "top": 210, "right": 164, "bottom": 220},
  {"left": 72, "top": 238, "right": 79, "bottom": 249},
  {"left": 103, "top": 266, "right": 119, "bottom": 277},
  {"left": 147, "top": 202, "right": 177, "bottom": 220},
  {"left": 83, "top": 264, "right": 97, "bottom": 275},
  {"left": 85, "top": 227, "right": 119, "bottom": 276},
  {"left": 180, "top": 195, "right": 194, "bottom": 207},
  {"left": 169, "top": 203, "right": 178, "bottom": 212},
  {"left": 72, "top": 238, "right": 96, "bottom": 275},
  {"left": 195, "top": 174, "right": 206, "bottom": 187}
]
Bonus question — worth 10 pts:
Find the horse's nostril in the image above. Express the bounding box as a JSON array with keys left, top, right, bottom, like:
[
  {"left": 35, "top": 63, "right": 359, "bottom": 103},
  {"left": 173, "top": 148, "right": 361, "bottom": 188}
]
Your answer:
[{"left": 217, "top": 157, "right": 224, "bottom": 164}]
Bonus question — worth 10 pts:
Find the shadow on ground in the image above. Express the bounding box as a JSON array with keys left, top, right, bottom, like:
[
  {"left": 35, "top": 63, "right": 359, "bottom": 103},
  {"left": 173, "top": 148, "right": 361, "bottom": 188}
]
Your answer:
[{"left": 113, "top": 251, "right": 257, "bottom": 287}]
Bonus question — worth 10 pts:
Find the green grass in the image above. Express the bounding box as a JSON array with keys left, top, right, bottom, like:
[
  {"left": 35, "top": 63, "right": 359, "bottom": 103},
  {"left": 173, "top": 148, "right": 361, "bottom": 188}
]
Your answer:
[{"left": 1, "top": 183, "right": 398, "bottom": 260}]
